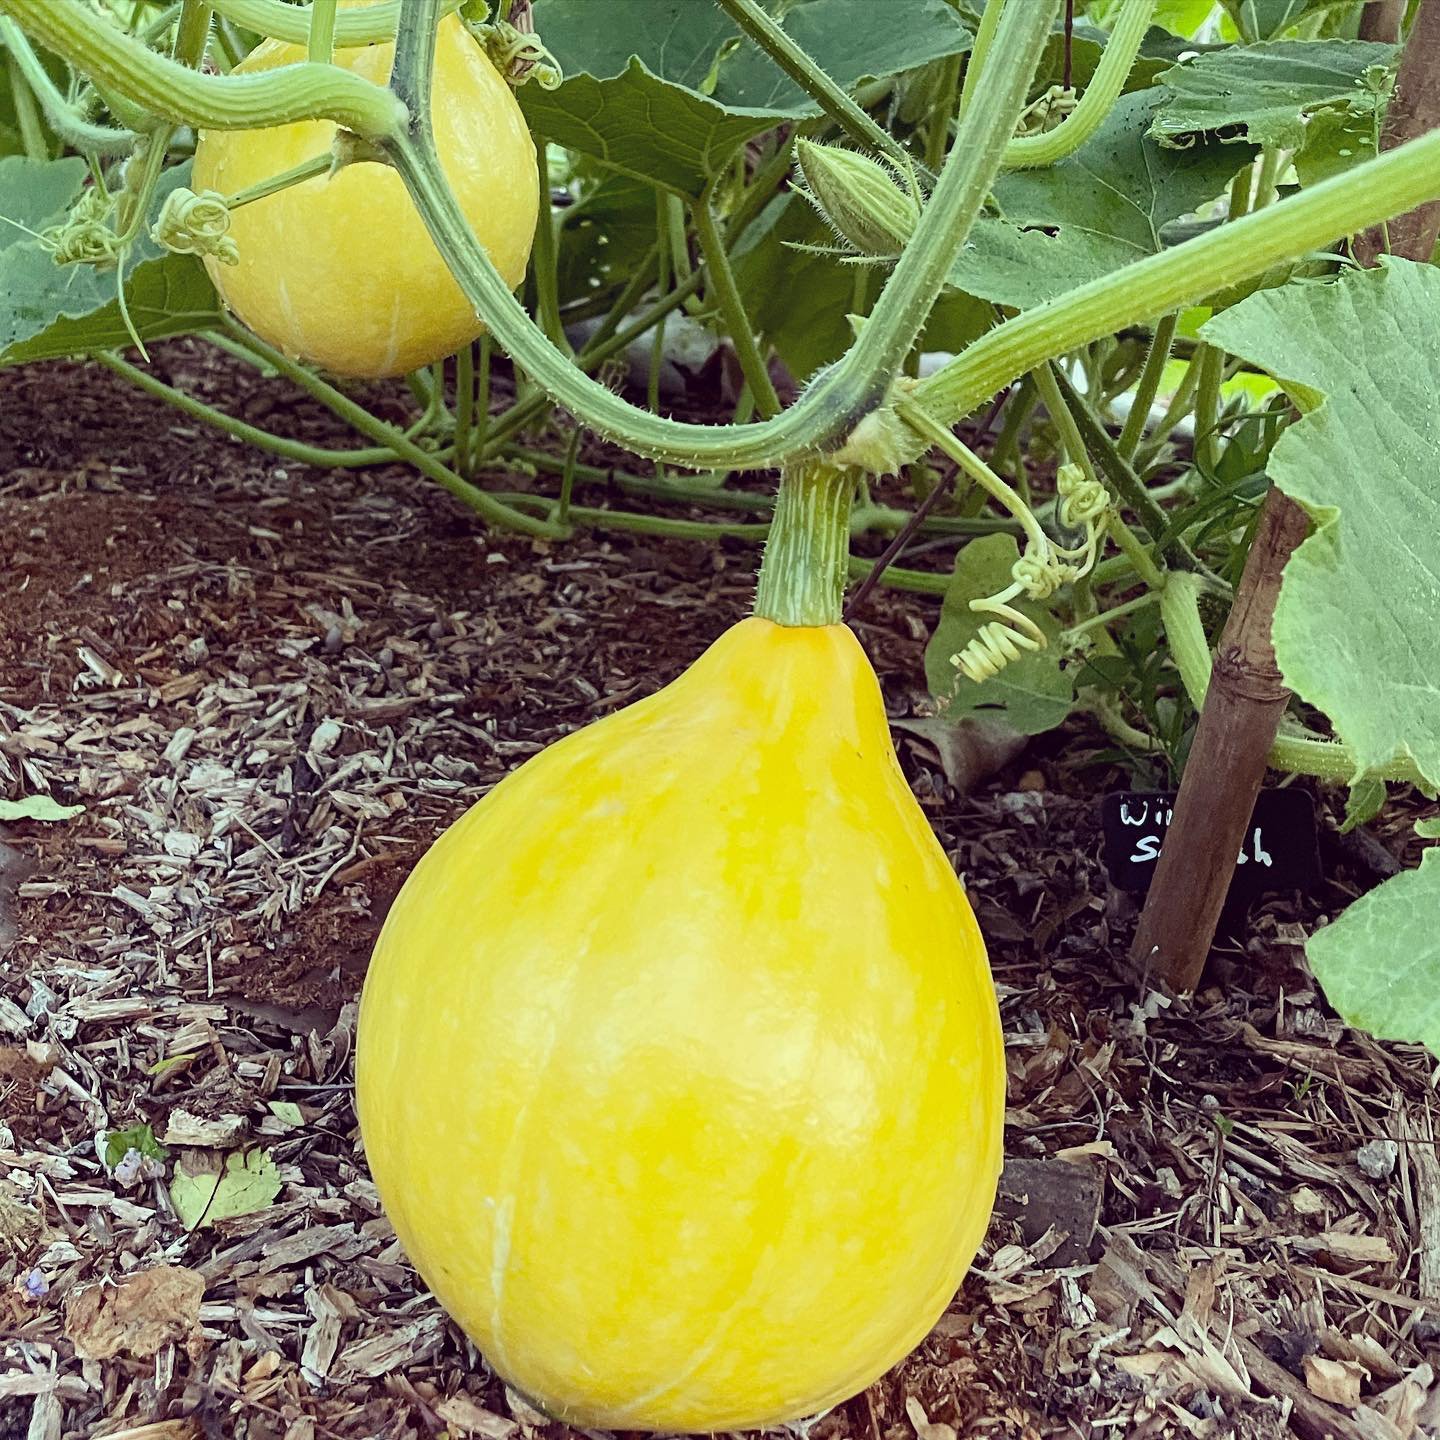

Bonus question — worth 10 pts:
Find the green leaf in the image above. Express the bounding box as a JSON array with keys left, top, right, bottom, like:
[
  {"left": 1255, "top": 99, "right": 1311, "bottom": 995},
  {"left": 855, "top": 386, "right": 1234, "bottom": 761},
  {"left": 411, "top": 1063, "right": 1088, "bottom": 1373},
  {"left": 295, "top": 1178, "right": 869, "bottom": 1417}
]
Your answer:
[
  {"left": 0, "top": 794, "right": 83, "bottom": 822},
  {"left": 924, "top": 534, "right": 1075, "bottom": 735},
  {"left": 554, "top": 170, "right": 656, "bottom": 305},
  {"left": 950, "top": 92, "right": 1250, "bottom": 309},
  {"left": 1225, "top": 0, "right": 1357, "bottom": 41},
  {"left": 1340, "top": 777, "right": 1386, "bottom": 834},
  {"left": 1417, "top": 819, "right": 1440, "bottom": 840},
  {"left": 521, "top": 0, "right": 972, "bottom": 196},
  {"left": 1150, "top": 40, "right": 1398, "bottom": 151},
  {"left": 1153, "top": 0, "right": 1223, "bottom": 36},
  {"left": 0, "top": 156, "right": 220, "bottom": 364},
  {"left": 1202, "top": 260, "right": 1440, "bottom": 789},
  {"left": 169, "top": 1147, "right": 282, "bottom": 1231},
  {"left": 103, "top": 1123, "right": 166, "bottom": 1170},
  {"left": 1308, "top": 848, "right": 1440, "bottom": 1056},
  {"left": 267, "top": 1100, "right": 303, "bottom": 1127},
  {"left": 730, "top": 193, "right": 858, "bottom": 378}
]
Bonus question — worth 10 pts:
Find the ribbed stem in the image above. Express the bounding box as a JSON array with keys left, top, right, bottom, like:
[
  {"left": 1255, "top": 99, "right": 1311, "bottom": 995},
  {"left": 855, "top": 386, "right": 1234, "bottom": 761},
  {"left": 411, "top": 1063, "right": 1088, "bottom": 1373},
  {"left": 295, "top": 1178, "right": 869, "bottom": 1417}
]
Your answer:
[
  {"left": 1, "top": 0, "right": 408, "bottom": 134},
  {"left": 1003, "top": 0, "right": 1154, "bottom": 168},
  {"left": 207, "top": 0, "right": 458, "bottom": 45},
  {"left": 753, "top": 461, "right": 854, "bottom": 627},
  {"left": 916, "top": 126, "right": 1440, "bottom": 430},
  {"left": 384, "top": 0, "right": 1060, "bottom": 469}
]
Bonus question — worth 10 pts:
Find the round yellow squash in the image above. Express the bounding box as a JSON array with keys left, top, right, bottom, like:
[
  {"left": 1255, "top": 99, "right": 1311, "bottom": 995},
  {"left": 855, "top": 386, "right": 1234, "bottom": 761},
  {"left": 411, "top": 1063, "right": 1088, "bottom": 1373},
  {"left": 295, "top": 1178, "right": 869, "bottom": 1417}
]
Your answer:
[
  {"left": 191, "top": 2, "right": 538, "bottom": 378},
  {"left": 355, "top": 618, "right": 1004, "bottom": 1431}
]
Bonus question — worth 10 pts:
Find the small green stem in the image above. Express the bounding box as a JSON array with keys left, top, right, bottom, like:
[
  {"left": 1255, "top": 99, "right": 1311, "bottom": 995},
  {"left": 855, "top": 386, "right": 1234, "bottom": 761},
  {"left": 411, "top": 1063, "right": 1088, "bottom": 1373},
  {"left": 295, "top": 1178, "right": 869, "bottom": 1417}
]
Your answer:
[
  {"left": 693, "top": 185, "right": 781, "bottom": 419},
  {"left": 1003, "top": 0, "right": 1154, "bottom": 168},
  {"left": 308, "top": 0, "right": 337, "bottom": 64},
  {"left": 1, "top": 0, "right": 408, "bottom": 134},
  {"left": 958, "top": 0, "right": 1003, "bottom": 117},
  {"left": 899, "top": 400, "right": 1050, "bottom": 553},
  {"left": 225, "top": 153, "right": 333, "bottom": 210},
  {"left": 222, "top": 320, "right": 563, "bottom": 538},
  {"left": 847, "top": 555, "right": 949, "bottom": 595},
  {"left": 924, "top": 52, "right": 963, "bottom": 170},
  {"left": 753, "top": 461, "right": 855, "bottom": 626},
  {"left": 1106, "top": 513, "right": 1166, "bottom": 591},
  {"left": 665, "top": 194, "right": 705, "bottom": 318},
  {"left": 712, "top": 0, "right": 924, "bottom": 177},
  {"left": 1133, "top": 359, "right": 1200, "bottom": 472},
  {"left": 556, "top": 426, "right": 581, "bottom": 527},
  {"left": 474, "top": 335, "right": 492, "bottom": 457},
  {"left": 5, "top": 48, "right": 48, "bottom": 159},
  {"left": 455, "top": 344, "right": 475, "bottom": 479},
  {"left": 1192, "top": 342, "right": 1224, "bottom": 477},
  {"left": 1117, "top": 312, "right": 1177, "bottom": 461},
  {"left": 94, "top": 349, "right": 401, "bottom": 468},
  {"left": 531, "top": 138, "right": 571, "bottom": 354},
  {"left": 1062, "top": 590, "right": 1160, "bottom": 642}
]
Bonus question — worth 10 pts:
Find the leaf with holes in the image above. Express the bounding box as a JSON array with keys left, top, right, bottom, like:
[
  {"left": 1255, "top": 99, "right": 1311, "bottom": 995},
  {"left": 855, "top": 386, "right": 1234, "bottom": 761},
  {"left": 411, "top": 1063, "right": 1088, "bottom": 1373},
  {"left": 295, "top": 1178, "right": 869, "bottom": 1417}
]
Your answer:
[
  {"left": 1202, "top": 260, "right": 1440, "bottom": 788},
  {"left": 949, "top": 92, "right": 1250, "bottom": 309},
  {"left": 1150, "top": 40, "right": 1397, "bottom": 151}
]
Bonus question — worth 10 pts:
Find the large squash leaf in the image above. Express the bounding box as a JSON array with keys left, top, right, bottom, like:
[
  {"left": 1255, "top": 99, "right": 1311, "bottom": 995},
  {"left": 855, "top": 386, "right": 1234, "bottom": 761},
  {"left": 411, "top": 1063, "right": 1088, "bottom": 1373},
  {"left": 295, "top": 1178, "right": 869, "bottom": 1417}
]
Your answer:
[
  {"left": 1308, "top": 849, "right": 1440, "bottom": 1058},
  {"left": 519, "top": 0, "right": 972, "bottom": 197},
  {"left": 1202, "top": 260, "right": 1440, "bottom": 789}
]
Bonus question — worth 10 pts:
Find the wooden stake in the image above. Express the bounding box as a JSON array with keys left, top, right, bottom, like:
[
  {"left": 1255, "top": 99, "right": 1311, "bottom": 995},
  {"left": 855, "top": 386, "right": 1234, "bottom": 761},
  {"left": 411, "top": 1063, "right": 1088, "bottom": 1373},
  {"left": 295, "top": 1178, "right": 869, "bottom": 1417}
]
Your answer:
[
  {"left": 1130, "top": 0, "right": 1440, "bottom": 994},
  {"left": 1358, "top": 0, "right": 1405, "bottom": 43},
  {"left": 1129, "top": 490, "right": 1309, "bottom": 992},
  {"left": 1354, "top": 0, "right": 1440, "bottom": 267}
]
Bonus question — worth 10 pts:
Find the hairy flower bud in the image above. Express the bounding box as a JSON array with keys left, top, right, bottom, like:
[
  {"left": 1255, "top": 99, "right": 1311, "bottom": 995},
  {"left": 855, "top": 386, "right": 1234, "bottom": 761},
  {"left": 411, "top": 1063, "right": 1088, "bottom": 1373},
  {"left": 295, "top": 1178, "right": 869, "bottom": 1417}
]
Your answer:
[{"left": 794, "top": 139, "right": 920, "bottom": 260}]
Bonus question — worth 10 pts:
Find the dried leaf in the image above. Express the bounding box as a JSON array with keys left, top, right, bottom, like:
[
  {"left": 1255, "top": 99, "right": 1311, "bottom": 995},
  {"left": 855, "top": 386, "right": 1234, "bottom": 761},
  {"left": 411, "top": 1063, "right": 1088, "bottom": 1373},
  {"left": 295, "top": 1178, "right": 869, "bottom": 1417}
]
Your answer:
[
  {"left": 905, "top": 1396, "right": 957, "bottom": 1440},
  {"left": 64, "top": 1265, "right": 204, "bottom": 1360}
]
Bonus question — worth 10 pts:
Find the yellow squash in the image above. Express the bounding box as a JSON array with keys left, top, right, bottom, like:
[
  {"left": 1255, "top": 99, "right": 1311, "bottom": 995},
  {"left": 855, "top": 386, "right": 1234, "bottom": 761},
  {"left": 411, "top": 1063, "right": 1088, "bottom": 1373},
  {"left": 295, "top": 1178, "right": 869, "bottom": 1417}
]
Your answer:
[
  {"left": 192, "top": 2, "right": 537, "bottom": 378},
  {"left": 356, "top": 617, "right": 1004, "bottom": 1432}
]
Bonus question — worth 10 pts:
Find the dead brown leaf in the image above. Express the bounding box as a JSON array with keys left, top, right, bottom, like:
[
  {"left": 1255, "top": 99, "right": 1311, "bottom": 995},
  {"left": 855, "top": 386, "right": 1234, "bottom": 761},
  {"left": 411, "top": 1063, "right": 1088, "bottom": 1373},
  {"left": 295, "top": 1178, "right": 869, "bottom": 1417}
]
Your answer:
[{"left": 64, "top": 1265, "right": 205, "bottom": 1360}]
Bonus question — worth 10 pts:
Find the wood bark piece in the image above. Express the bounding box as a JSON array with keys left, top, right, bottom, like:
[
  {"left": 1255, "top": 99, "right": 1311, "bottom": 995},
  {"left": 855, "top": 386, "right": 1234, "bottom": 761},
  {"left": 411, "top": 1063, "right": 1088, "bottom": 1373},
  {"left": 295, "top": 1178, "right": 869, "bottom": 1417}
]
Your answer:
[
  {"left": 1354, "top": 0, "right": 1440, "bottom": 266},
  {"left": 993, "top": 1155, "right": 1104, "bottom": 1266},
  {"left": 1130, "top": 488, "right": 1309, "bottom": 992}
]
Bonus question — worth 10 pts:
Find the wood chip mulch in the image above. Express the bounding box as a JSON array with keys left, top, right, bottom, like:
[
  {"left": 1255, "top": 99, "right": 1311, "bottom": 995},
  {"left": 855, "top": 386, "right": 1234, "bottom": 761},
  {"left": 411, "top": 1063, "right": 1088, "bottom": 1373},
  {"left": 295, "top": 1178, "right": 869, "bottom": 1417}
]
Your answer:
[{"left": 2, "top": 345, "right": 1439, "bottom": 1440}]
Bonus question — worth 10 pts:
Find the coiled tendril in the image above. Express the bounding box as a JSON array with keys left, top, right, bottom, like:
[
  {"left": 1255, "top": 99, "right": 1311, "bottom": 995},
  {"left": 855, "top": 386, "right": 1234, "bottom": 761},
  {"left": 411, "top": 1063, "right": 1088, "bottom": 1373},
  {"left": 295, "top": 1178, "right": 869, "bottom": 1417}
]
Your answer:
[
  {"left": 151, "top": 186, "right": 239, "bottom": 265},
  {"left": 952, "top": 463, "right": 1113, "bottom": 684}
]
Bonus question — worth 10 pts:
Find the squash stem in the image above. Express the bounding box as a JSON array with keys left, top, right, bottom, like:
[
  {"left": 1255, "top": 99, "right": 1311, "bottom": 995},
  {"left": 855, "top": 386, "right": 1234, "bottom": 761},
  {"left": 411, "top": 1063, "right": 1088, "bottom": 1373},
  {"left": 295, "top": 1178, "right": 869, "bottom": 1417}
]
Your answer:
[{"left": 753, "top": 460, "right": 854, "bottom": 628}]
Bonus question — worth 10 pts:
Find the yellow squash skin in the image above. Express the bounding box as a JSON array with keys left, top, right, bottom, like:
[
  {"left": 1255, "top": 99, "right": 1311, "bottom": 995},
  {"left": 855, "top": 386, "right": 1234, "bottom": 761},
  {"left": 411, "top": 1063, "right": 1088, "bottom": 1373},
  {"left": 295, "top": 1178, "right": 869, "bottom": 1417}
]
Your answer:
[
  {"left": 355, "top": 618, "right": 1004, "bottom": 1432},
  {"left": 192, "top": 4, "right": 537, "bottom": 379}
]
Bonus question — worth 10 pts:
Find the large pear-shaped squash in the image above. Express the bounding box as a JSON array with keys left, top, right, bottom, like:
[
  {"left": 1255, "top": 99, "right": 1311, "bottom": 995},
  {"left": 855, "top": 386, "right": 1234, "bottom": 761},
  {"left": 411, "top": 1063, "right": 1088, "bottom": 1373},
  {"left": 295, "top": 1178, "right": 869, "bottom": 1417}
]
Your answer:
[{"left": 355, "top": 618, "right": 1003, "bottom": 1431}]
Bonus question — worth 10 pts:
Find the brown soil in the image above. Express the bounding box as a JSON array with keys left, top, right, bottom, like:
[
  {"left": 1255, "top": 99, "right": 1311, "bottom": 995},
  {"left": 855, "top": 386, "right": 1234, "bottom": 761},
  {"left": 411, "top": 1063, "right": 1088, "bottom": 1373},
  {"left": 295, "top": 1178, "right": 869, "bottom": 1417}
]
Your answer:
[{"left": 1, "top": 343, "right": 1437, "bottom": 1440}]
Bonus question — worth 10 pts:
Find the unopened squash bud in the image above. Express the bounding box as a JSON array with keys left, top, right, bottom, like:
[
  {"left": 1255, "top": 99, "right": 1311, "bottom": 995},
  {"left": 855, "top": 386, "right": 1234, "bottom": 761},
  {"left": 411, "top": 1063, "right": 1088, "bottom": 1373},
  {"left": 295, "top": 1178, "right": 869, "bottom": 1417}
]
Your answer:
[{"left": 795, "top": 139, "right": 920, "bottom": 260}]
